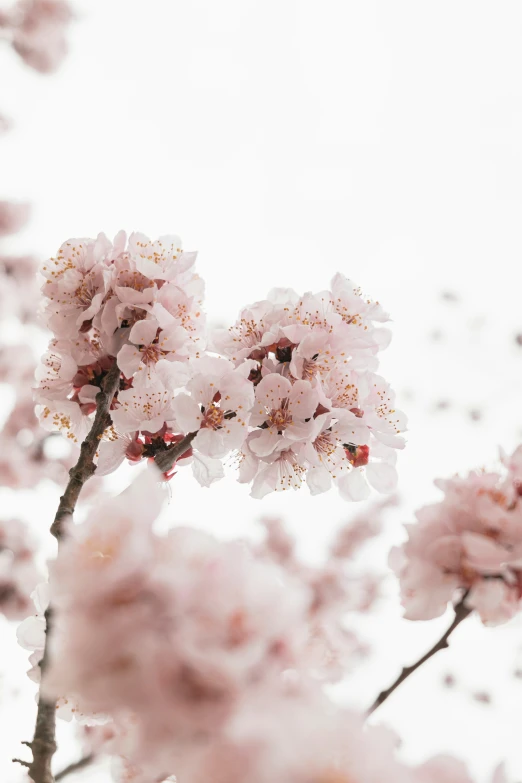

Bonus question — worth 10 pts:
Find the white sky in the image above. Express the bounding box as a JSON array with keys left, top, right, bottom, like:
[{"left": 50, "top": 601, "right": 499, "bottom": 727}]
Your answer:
[{"left": 2, "top": 1, "right": 522, "bottom": 781}]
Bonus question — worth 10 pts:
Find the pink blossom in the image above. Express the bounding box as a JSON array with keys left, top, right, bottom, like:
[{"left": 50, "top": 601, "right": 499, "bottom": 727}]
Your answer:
[
  {"left": 128, "top": 232, "right": 197, "bottom": 284},
  {"left": 173, "top": 356, "right": 254, "bottom": 458},
  {"left": 0, "top": 519, "right": 42, "bottom": 620},
  {"left": 182, "top": 688, "right": 412, "bottom": 783},
  {"left": 117, "top": 317, "right": 191, "bottom": 382},
  {"left": 152, "top": 283, "right": 206, "bottom": 349},
  {"left": 248, "top": 375, "right": 318, "bottom": 456},
  {"left": 40, "top": 235, "right": 112, "bottom": 337},
  {"left": 44, "top": 469, "right": 312, "bottom": 767},
  {"left": 10, "top": 0, "right": 73, "bottom": 73},
  {"left": 34, "top": 342, "right": 77, "bottom": 402},
  {"left": 392, "top": 446, "right": 522, "bottom": 624},
  {"left": 0, "top": 200, "right": 31, "bottom": 236},
  {"left": 111, "top": 361, "right": 188, "bottom": 435},
  {"left": 212, "top": 299, "right": 278, "bottom": 365}
]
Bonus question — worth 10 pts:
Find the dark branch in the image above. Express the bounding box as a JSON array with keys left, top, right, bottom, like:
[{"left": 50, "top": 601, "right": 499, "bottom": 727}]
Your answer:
[
  {"left": 51, "top": 361, "right": 122, "bottom": 540},
  {"left": 55, "top": 754, "right": 95, "bottom": 781},
  {"left": 154, "top": 431, "right": 197, "bottom": 473},
  {"left": 28, "top": 362, "right": 121, "bottom": 783},
  {"left": 367, "top": 597, "right": 472, "bottom": 716}
]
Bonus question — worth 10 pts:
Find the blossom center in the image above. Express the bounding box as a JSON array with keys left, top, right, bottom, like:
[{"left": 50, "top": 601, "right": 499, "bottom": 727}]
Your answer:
[
  {"left": 314, "top": 432, "right": 335, "bottom": 457},
  {"left": 202, "top": 403, "right": 225, "bottom": 430},
  {"left": 267, "top": 399, "right": 292, "bottom": 431},
  {"left": 74, "top": 275, "right": 96, "bottom": 307},
  {"left": 140, "top": 343, "right": 163, "bottom": 365}
]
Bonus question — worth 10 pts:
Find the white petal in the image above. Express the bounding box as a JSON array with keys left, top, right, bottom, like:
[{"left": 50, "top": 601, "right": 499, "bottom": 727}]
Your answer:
[
  {"left": 249, "top": 429, "right": 281, "bottom": 457},
  {"left": 129, "top": 318, "right": 159, "bottom": 346},
  {"left": 117, "top": 344, "right": 143, "bottom": 379},
  {"left": 172, "top": 394, "right": 202, "bottom": 433},
  {"left": 96, "top": 439, "right": 128, "bottom": 477},
  {"left": 17, "top": 616, "right": 46, "bottom": 651},
  {"left": 32, "top": 583, "right": 50, "bottom": 614},
  {"left": 191, "top": 452, "right": 224, "bottom": 487},
  {"left": 193, "top": 428, "right": 227, "bottom": 459},
  {"left": 306, "top": 465, "right": 332, "bottom": 495},
  {"left": 338, "top": 470, "right": 371, "bottom": 501},
  {"left": 366, "top": 462, "right": 398, "bottom": 493}
]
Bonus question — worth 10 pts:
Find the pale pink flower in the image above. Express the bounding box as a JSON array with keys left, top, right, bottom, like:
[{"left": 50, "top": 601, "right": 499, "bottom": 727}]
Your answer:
[
  {"left": 11, "top": 0, "right": 73, "bottom": 73},
  {"left": 44, "top": 470, "right": 311, "bottom": 766},
  {"left": 152, "top": 283, "right": 206, "bottom": 349},
  {"left": 0, "top": 252, "right": 38, "bottom": 283},
  {"left": 95, "top": 431, "right": 146, "bottom": 477},
  {"left": 249, "top": 446, "right": 308, "bottom": 499},
  {"left": 40, "top": 234, "right": 112, "bottom": 337},
  {"left": 117, "top": 317, "right": 191, "bottom": 383},
  {"left": 392, "top": 447, "right": 522, "bottom": 624},
  {"left": 302, "top": 410, "right": 370, "bottom": 495},
  {"left": 34, "top": 341, "right": 77, "bottom": 402},
  {"left": 0, "top": 200, "right": 31, "bottom": 236},
  {"left": 37, "top": 397, "right": 92, "bottom": 444},
  {"left": 185, "top": 687, "right": 412, "bottom": 783},
  {"left": 212, "top": 299, "right": 280, "bottom": 365},
  {"left": 111, "top": 260, "right": 157, "bottom": 304},
  {"left": 128, "top": 232, "right": 197, "bottom": 284},
  {"left": 0, "top": 519, "right": 42, "bottom": 620},
  {"left": 248, "top": 375, "right": 318, "bottom": 457},
  {"left": 111, "top": 361, "right": 188, "bottom": 435},
  {"left": 331, "top": 495, "right": 398, "bottom": 560},
  {"left": 173, "top": 356, "right": 254, "bottom": 458}
]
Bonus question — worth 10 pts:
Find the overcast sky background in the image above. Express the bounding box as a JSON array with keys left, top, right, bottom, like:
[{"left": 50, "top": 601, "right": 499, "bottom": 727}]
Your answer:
[{"left": 2, "top": 1, "right": 522, "bottom": 781}]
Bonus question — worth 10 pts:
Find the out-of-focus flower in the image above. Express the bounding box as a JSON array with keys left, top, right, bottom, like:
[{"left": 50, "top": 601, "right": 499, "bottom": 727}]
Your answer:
[
  {"left": 0, "top": 519, "right": 42, "bottom": 620},
  {"left": 392, "top": 445, "right": 522, "bottom": 625}
]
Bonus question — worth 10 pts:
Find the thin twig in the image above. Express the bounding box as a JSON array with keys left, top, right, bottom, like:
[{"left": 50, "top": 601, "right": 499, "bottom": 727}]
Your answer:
[
  {"left": 27, "top": 362, "right": 121, "bottom": 783},
  {"left": 154, "top": 431, "right": 197, "bottom": 473},
  {"left": 55, "top": 754, "right": 95, "bottom": 781},
  {"left": 13, "top": 758, "right": 31, "bottom": 769},
  {"left": 367, "top": 597, "right": 472, "bottom": 716}
]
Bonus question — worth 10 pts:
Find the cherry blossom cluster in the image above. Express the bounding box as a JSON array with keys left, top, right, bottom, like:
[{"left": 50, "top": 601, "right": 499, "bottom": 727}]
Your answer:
[
  {"left": 39, "top": 469, "right": 497, "bottom": 783},
  {"left": 214, "top": 276, "right": 406, "bottom": 499},
  {"left": 82, "top": 690, "right": 502, "bottom": 783},
  {"left": 0, "top": 517, "right": 41, "bottom": 620},
  {"left": 35, "top": 230, "right": 405, "bottom": 500},
  {"left": 0, "top": 0, "right": 73, "bottom": 73},
  {"left": 392, "top": 445, "right": 522, "bottom": 625}
]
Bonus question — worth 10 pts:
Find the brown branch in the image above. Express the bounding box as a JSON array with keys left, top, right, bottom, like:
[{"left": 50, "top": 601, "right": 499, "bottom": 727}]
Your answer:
[
  {"left": 154, "top": 431, "right": 197, "bottom": 473},
  {"left": 367, "top": 597, "right": 472, "bottom": 716},
  {"left": 51, "top": 361, "right": 122, "bottom": 540},
  {"left": 55, "top": 754, "right": 95, "bottom": 781},
  {"left": 27, "top": 361, "right": 121, "bottom": 783}
]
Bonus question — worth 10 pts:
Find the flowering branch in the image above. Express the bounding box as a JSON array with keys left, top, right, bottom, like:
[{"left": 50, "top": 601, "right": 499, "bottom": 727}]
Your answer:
[
  {"left": 27, "top": 361, "right": 121, "bottom": 783},
  {"left": 54, "top": 754, "right": 94, "bottom": 781},
  {"left": 51, "top": 360, "right": 121, "bottom": 540},
  {"left": 367, "top": 596, "right": 471, "bottom": 716}
]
